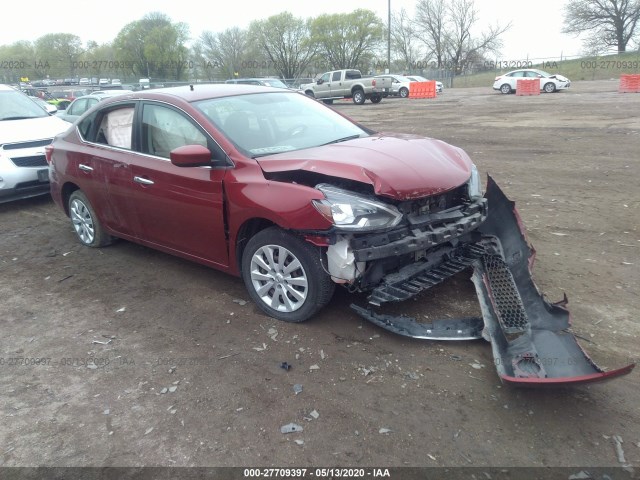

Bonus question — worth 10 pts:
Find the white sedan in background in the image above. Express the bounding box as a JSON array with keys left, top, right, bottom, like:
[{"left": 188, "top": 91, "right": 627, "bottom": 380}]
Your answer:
[
  {"left": 406, "top": 75, "right": 444, "bottom": 93},
  {"left": 374, "top": 74, "right": 414, "bottom": 98},
  {"left": 493, "top": 69, "right": 571, "bottom": 94}
]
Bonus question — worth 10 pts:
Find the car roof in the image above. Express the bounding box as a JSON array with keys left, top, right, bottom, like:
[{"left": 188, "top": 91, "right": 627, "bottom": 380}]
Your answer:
[{"left": 100, "top": 84, "right": 288, "bottom": 103}]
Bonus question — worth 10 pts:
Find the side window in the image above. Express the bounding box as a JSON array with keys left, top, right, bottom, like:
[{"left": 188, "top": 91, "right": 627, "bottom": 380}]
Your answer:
[
  {"left": 320, "top": 73, "right": 330, "bottom": 83},
  {"left": 77, "top": 112, "right": 96, "bottom": 140},
  {"left": 141, "top": 103, "right": 208, "bottom": 159},
  {"left": 95, "top": 106, "right": 135, "bottom": 149},
  {"left": 331, "top": 71, "right": 341, "bottom": 82},
  {"left": 69, "top": 98, "right": 87, "bottom": 115}
]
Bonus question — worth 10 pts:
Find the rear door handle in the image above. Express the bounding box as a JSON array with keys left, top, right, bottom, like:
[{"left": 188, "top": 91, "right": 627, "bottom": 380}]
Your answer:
[
  {"left": 79, "top": 164, "right": 93, "bottom": 172},
  {"left": 134, "top": 176, "right": 154, "bottom": 186}
]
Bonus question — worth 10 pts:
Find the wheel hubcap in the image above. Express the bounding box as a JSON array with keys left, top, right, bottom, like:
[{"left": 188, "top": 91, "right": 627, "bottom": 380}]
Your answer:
[
  {"left": 70, "top": 198, "right": 95, "bottom": 244},
  {"left": 250, "top": 244, "right": 308, "bottom": 313}
]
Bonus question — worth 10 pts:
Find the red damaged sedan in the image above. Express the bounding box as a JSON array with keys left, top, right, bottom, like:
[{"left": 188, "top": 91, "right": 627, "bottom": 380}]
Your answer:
[{"left": 47, "top": 85, "right": 634, "bottom": 386}]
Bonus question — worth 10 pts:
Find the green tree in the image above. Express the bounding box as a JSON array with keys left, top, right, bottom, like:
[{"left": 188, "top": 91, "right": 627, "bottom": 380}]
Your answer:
[
  {"left": 0, "top": 41, "right": 35, "bottom": 83},
  {"left": 113, "top": 12, "right": 190, "bottom": 81},
  {"left": 563, "top": 0, "right": 640, "bottom": 53},
  {"left": 249, "top": 12, "right": 317, "bottom": 80},
  {"left": 310, "top": 9, "right": 384, "bottom": 71},
  {"left": 82, "top": 42, "right": 116, "bottom": 80},
  {"left": 34, "top": 33, "right": 82, "bottom": 79}
]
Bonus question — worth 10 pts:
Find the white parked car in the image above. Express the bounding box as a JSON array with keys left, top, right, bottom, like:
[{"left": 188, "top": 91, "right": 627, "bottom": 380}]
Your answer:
[
  {"left": 0, "top": 84, "right": 70, "bottom": 202},
  {"left": 374, "top": 74, "right": 414, "bottom": 98},
  {"left": 406, "top": 75, "right": 443, "bottom": 93},
  {"left": 493, "top": 69, "right": 571, "bottom": 94}
]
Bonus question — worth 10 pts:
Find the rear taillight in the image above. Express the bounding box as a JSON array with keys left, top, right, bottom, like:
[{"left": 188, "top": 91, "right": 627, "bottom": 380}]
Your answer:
[
  {"left": 45, "top": 145, "right": 54, "bottom": 164},
  {"left": 372, "top": 79, "right": 376, "bottom": 87}
]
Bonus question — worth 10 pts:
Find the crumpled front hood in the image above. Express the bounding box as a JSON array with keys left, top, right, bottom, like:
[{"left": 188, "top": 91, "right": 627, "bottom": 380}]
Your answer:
[
  {"left": 0, "top": 116, "right": 70, "bottom": 145},
  {"left": 256, "top": 133, "right": 473, "bottom": 200}
]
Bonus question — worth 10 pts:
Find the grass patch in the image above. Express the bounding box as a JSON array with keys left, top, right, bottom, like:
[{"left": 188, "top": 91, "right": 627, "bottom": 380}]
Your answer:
[{"left": 450, "top": 51, "right": 640, "bottom": 88}]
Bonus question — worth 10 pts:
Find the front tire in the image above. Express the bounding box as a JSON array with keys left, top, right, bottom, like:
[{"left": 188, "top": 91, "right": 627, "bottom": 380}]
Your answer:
[
  {"left": 399, "top": 87, "right": 409, "bottom": 98},
  {"left": 241, "top": 227, "right": 335, "bottom": 323},
  {"left": 68, "top": 190, "right": 112, "bottom": 247},
  {"left": 500, "top": 84, "right": 512, "bottom": 94},
  {"left": 543, "top": 82, "right": 556, "bottom": 93},
  {"left": 352, "top": 89, "right": 365, "bottom": 105}
]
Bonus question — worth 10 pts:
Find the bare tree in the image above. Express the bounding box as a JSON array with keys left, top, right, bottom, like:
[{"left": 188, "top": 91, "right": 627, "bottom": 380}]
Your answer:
[
  {"left": 200, "top": 27, "right": 248, "bottom": 79},
  {"left": 563, "top": 0, "right": 640, "bottom": 53},
  {"left": 391, "top": 8, "right": 423, "bottom": 69},
  {"left": 444, "top": 0, "right": 511, "bottom": 74},
  {"left": 414, "top": 0, "right": 448, "bottom": 68}
]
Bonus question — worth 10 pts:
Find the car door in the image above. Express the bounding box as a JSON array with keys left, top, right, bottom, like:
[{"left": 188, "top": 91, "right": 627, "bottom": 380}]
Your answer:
[
  {"left": 314, "top": 72, "right": 332, "bottom": 98},
  {"left": 129, "top": 101, "right": 229, "bottom": 267},
  {"left": 507, "top": 71, "right": 525, "bottom": 90},
  {"left": 74, "top": 102, "right": 141, "bottom": 237},
  {"left": 524, "top": 70, "right": 545, "bottom": 90},
  {"left": 329, "top": 70, "right": 344, "bottom": 97}
]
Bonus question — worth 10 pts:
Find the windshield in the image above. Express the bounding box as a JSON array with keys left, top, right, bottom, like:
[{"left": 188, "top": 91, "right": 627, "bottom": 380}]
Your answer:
[
  {"left": 194, "top": 92, "right": 368, "bottom": 156},
  {"left": 0, "top": 90, "right": 49, "bottom": 120}
]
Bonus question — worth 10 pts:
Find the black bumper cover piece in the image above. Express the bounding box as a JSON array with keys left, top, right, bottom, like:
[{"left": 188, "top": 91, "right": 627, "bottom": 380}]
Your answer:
[{"left": 351, "top": 176, "right": 635, "bottom": 386}]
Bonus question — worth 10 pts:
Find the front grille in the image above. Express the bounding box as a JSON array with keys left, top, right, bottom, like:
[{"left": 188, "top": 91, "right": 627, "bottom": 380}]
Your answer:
[
  {"left": 11, "top": 155, "right": 48, "bottom": 167},
  {"left": 482, "top": 254, "right": 529, "bottom": 333},
  {"left": 398, "top": 184, "right": 468, "bottom": 216},
  {"left": 15, "top": 180, "right": 49, "bottom": 189},
  {"left": 2, "top": 139, "right": 52, "bottom": 150}
]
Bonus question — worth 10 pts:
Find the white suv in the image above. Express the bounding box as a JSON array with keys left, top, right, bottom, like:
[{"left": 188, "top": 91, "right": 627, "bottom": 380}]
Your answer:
[{"left": 0, "top": 85, "right": 70, "bottom": 203}]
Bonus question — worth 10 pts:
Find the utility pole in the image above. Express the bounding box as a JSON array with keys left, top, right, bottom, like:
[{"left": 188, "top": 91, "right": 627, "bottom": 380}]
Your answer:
[{"left": 387, "top": 0, "right": 391, "bottom": 74}]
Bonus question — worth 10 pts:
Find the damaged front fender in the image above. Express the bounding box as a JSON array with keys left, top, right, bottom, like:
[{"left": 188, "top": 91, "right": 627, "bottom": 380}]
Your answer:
[{"left": 351, "top": 176, "right": 635, "bottom": 387}]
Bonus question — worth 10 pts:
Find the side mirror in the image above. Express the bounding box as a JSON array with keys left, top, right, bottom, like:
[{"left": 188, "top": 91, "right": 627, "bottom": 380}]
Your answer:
[
  {"left": 317, "top": 79, "right": 324, "bottom": 85},
  {"left": 170, "top": 144, "right": 212, "bottom": 167}
]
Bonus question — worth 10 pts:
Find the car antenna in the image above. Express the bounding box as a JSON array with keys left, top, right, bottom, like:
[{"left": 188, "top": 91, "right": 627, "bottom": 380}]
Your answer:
[{"left": 190, "top": 84, "right": 194, "bottom": 91}]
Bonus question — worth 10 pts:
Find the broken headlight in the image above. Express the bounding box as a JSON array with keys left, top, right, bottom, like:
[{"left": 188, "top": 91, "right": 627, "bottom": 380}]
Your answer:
[
  {"left": 312, "top": 184, "right": 402, "bottom": 232},
  {"left": 468, "top": 164, "right": 483, "bottom": 200}
]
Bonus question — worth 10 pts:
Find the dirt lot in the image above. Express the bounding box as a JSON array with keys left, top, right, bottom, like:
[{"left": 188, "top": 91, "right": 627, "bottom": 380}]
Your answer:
[{"left": 1, "top": 80, "right": 638, "bottom": 473}]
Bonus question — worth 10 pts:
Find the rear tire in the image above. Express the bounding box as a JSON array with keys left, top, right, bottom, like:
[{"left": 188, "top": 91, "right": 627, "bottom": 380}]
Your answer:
[
  {"left": 352, "top": 89, "right": 365, "bottom": 105},
  {"left": 241, "top": 227, "right": 335, "bottom": 323},
  {"left": 68, "top": 190, "right": 112, "bottom": 247},
  {"left": 370, "top": 94, "right": 382, "bottom": 104}
]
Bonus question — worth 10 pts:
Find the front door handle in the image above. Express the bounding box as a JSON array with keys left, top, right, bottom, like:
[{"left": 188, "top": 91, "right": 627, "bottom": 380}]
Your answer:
[
  {"left": 134, "top": 176, "right": 154, "bottom": 186},
  {"left": 79, "top": 164, "right": 93, "bottom": 172}
]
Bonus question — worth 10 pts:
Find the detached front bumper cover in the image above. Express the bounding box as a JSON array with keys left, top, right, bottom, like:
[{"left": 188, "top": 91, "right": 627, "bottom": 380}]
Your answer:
[{"left": 351, "top": 176, "right": 635, "bottom": 387}]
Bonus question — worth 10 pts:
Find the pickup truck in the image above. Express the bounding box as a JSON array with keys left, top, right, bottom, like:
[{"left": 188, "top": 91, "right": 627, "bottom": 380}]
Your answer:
[{"left": 301, "top": 69, "right": 391, "bottom": 105}]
